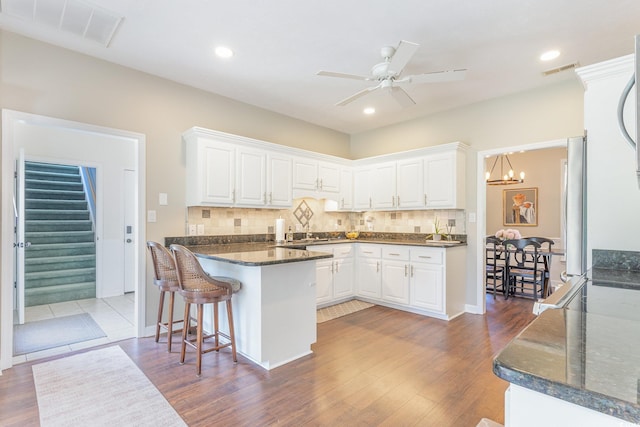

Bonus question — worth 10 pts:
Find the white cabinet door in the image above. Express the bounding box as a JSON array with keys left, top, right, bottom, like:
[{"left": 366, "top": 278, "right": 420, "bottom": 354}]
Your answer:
[
  {"left": 357, "top": 257, "right": 381, "bottom": 298},
  {"left": 315, "top": 259, "right": 334, "bottom": 305},
  {"left": 333, "top": 257, "right": 354, "bottom": 299},
  {"left": 267, "top": 154, "right": 292, "bottom": 207},
  {"left": 235, "top": 148, "right": 266, "bottom": 206},
  {"left": 397, "top": 158, "right": 424, "bottom": 209},
  {"left": 410, "top": 262, "right": 444, "bottom": 312},
  {"left": 424, "top": 152, "right": 455, "bottom": 208},
  {"left": 187, "top": 139, "right": 235, "bottom": 206},
  {"left": 339, "top": 167, "right": 353, "bottom": 210},
  {"left": 293, "top": 157, "right": 319, "bottom": 190},
  {"left": 381, "top": 259, "right": 410, "bottom": 304},
  {"left": 318, "top": 161, "right": 340, "bottom": 193},
  {"left": 372, "top": 162, "right": 397, "bottom": 209},
  {"left": 353, "top": 167, "right": 373, "bottom": 210}
]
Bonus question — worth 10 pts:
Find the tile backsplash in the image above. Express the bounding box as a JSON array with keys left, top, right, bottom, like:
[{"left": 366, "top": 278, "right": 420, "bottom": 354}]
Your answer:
[{"left": 187, "top": 198, "right": 466, "bottom": 236}]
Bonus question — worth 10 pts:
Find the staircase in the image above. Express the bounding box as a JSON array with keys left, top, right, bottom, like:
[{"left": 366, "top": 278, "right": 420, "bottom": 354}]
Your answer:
[{"left": 24, "top": 161, "right": 96, "bottom": 306}]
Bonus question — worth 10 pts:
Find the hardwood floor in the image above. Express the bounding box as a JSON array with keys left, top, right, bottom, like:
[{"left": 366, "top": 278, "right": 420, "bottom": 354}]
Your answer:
[{"left": 0, "top": 295, "right": 536, "bottom": 426}]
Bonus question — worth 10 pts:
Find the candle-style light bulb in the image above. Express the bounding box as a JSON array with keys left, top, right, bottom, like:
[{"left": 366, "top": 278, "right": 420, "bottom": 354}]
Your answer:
[
  {"left": 520, "top": 171, "right": 525, "bottom": 180},
  {"left": 503, "top": 174, "right": 509, "bottom": 181},
  {"left": 485, "top": 171, "right": 490, "bottom": 180},
  {"left": 508, "top": 169, "right": 514, "bottom": 178}
]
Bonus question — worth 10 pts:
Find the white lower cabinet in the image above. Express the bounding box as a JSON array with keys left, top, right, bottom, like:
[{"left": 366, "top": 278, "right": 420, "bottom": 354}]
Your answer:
[
  {"left": 356, "top": 244, "right": 382, "bottom": 298},
  {"left": 381, "top": 246, "right": 410, "bottom": 305},
  {"left": 409, "top": 261, "right": 443, "bottom": 312},
  {"left": 309, "top": 244, "right": 354, "bottom": 306}
]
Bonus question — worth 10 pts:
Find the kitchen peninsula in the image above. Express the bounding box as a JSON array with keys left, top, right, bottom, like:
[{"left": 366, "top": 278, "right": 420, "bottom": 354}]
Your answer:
[{"left": 177, "top": 242, "right": 332, "bottom": 370}]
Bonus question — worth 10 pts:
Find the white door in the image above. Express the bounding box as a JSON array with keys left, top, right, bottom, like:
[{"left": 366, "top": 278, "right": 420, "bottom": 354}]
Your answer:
[
  {"left": 372, "top": 162, "right": 397, "bottom": 209},
  {"left": 267, "top": 154, "right": 292, "bottom": 207},
  {"left": 353, "top": 167, "right": 373, "bottom": 210},
  {"left": 14, "top": 150, "right": 25, "bottom": 324},
  {"left": 315, "top": 259, "right": 333, "bottom": 305},
  {"left": 235, "top": 148, "right": 266, "bottom": 206},
  {"left": 424, "top": 153, "right": 455, "bottom": 208},
  {"left": 356, "top": 258, "right": 381, "bottom": 298},
  {"left": 397, "top": 158, "right": 424, "bottom": 208},
  {"left": 317, "top": 161, "right": 340, "bottom": 193},
  {"left": 123, "top": 169, "right": 135, "bottom": 293},
  {"left": 410, "top": 263, "right": 444, "bottom": 312},
  {"left": 381, "top": 260, "right": 410, "bottom": 304}
]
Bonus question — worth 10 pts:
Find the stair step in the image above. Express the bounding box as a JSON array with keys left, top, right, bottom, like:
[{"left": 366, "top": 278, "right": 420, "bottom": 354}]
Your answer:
[
  {"left": 25, "top": 267, "right": 96, "bottom": 288},
  {"left": 26, "top": 219, "right": 93, "bottom": 232},
  {"left": 26, "top": 188, "right": 86, "bottom": 200},
  {"left": 26, "top": 209, "right": 90, "bottom": 221},
  {"left": 25, "top": 254, "right": 95, "bottom": 272},
  {"left": 26, "top": 199, "right": 89, "bottom": 210},
  {"left": 24, "top": 282, "right": 95, "bottom": 307},
  {"left": 25, "top": 162, "right": 79, "bottom": 174},
  {"left": 25, "top": 179, "right": 84, "bottom": 191},
  {"left": 25, "top": 170, "right": 82, "bottom": 184},
  {"left": 25, "top": 230, "right": 95, "bottom": 244},
  {"left": 26, "top": 242, "right": 96, "bottom": 258}
]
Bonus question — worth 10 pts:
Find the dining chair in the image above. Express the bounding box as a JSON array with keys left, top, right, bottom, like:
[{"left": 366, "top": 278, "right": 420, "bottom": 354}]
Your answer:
[
  {"left": 503, "top": 238, "right": 545, "bottom": 300},
  {"left": 528, "top": 237, "right": 555, "bottom": 297},
  {"left": 485, "top": 236, "right": 506, "bottom": 298}
]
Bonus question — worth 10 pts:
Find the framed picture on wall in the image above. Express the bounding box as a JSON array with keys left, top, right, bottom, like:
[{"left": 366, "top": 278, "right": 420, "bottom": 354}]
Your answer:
[{"left": 503, "top": 187, "right": 538, "bottom": 226}]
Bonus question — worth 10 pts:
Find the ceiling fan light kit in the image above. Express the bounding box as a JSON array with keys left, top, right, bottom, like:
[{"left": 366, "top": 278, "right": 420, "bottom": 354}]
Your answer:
[{"left": 317, "top": 40, "right": 467, "bottom": 107}]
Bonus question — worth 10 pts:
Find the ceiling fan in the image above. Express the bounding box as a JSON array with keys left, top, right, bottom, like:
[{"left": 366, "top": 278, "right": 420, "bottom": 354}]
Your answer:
[{"left": 317, "top": 40, "right": 466, "bottom": 107}]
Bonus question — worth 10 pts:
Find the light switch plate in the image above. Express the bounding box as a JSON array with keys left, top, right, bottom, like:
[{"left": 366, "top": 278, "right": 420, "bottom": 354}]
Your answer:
[
  {"left": 188, "top": 224, "right": 197, "bottom": 236},
  {"left": 197, "top": 224, "right": 205, "bottom": 235},
  {"left": 469, "top": 212, "right": 476, "bottom": 223},
  {"left": 159, "top": 193, "right": 168, "bottom": 205},
  {"left": 147, "top": 210, "right": 157, "bottom": 223}
]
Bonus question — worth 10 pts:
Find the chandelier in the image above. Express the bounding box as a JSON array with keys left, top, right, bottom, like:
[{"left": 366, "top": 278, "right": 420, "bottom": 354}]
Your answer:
[{"left": 485, "top": 154, "right": 525, "bottom": 185}]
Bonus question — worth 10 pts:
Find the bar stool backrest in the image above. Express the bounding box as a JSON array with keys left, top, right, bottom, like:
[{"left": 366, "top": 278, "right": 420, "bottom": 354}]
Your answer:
[
  {"left": 147, "top": 241, "right": 178, "bottom": 289},
  {"left": 169, "top": 244, "right": 233, "bottom": 299}
]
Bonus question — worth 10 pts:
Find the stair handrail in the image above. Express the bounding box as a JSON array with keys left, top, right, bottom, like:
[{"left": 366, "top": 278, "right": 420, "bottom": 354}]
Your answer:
[{"left": 79, "top": 166, "right": 97, "bottom": 228}]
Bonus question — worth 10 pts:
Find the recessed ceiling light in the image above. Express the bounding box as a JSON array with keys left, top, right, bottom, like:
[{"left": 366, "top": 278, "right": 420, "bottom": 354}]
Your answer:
[
  {"left": 215, "top": 46, "right": 234, "bottom": 58},
  {"left": 540, "top": 50, "right": 560, "bottom": 61},
  {"left": 363, "top": 107, "right": 375, "bottom": 115}
]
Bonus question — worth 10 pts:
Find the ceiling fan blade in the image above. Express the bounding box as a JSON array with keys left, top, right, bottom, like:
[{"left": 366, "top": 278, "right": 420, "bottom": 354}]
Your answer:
[
  {"left": 390, "top": 86, "right": 416, "bottom": 107},
  {"left": 317, "top": 70, "right": 372, "bottom": 81},
  {"left": 388, "top": 40, "right": 419, "bottom": 75},
  {"left": 336, "top": 84, "right": 380, "bottom": 106},
  {"left": 404, "top": 69, "right": 467, "bottom": 84}
]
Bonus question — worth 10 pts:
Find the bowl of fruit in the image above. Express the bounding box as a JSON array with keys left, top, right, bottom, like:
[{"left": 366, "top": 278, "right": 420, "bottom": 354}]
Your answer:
[{"left": 345, "top": 231, "right": 360, "bottom": 240}]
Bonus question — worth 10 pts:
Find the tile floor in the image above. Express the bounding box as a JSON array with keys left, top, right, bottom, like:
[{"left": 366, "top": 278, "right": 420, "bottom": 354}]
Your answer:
[{"left": 12, "top": 293, "right": 136, "bottom": 365}]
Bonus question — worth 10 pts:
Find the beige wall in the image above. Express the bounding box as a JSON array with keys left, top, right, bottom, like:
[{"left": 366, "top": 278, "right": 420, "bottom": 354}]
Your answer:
[
  {"left": 485, "top": 148, "right": 567, "bottom": 239},
  {"left": 0, "top": 29, "right": 586, "bottom": 332}
]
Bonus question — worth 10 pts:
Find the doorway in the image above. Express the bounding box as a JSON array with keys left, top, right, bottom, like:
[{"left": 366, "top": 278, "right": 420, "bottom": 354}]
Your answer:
[
  {"left": 1, "top": 110, "right": 146, "bottom": 371},
  {"left": 475, "top": 139, "right": 569, "bottom": 314}
]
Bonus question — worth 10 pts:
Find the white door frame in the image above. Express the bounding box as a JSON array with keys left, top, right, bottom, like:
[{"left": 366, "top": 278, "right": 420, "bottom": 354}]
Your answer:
[
  {"left": 474, "top": 138, "right": 568, "bottom": 314},
  {"left": 1, "top": 110, "right": 146, "bottom": 371}
]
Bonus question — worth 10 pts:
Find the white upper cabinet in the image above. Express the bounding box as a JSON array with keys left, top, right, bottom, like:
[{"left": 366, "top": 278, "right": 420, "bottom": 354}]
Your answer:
[
  {"left": 372, "top": 162, "right": 397, "bottom": 209},
  {"left": 184, "top": 128, "right": 292, "bottom": 208},
  {"left": 353, "top": 166, "right": 373, "bottom": 210},
  {"left": 338, "top": 167, "right": 353, "bottom": 210},
  {"left": 396, "top": 158, "right": 424, "bottom": 209},
  {"left": 423, "top": 150, "right": 466, "bottom": 209},
  {"left": 185, "top": 136, "right": 236, "bottom": 206},
  {"left": 266, "top": 154, "right": 293, "bottom": 207},
  {"left": 293, "top": 157, "right": 340, "bottom": 194},
  {"left": 235, "top": 148, "right": 267, "bottom": 206}
]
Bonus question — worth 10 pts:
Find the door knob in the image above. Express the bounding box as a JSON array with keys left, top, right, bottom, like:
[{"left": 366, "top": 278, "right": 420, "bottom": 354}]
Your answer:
[{"left": 126, "top": 238, "right": 132, "bottom": 243}]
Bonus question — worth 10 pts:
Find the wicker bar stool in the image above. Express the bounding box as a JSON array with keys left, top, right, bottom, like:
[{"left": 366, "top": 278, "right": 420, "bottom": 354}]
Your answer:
[
  {"left": 170, "top": 244, "right": 241, "bottom": 376},
  {"left": 147, "top": 241, "right": 185, "bottom": 352}
]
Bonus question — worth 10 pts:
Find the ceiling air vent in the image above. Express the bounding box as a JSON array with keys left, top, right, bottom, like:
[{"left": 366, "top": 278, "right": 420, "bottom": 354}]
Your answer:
[
  {"left": 0, "top": 0, "right": 123, "bottom": 47},
  {"left": 542, "top": 62, "right": 580, "bottom": 76}
]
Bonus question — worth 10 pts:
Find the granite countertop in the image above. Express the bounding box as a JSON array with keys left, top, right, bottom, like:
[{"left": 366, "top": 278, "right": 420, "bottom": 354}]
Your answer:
[
  {"left": 189, "top": 243, "right": 332, "bottom": 266},
  {"left": 276, "top": 238, "right": 466, "bottom": 249},
  {"left": 493, "top": 250, "right": 640, "bottom": 424}
]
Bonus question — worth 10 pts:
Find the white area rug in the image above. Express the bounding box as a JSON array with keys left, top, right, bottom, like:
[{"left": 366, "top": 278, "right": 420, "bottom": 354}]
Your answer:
[
  {"left": 317, "top": 299, "right": 375, "bottom": 323},
  {"left": 32, "top": 346, "right": 186, "bottom": 427}
]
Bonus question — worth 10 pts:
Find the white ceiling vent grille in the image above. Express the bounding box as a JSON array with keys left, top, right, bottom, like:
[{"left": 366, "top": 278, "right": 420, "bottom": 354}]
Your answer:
[{"left": 0, "top": 0, "right": 123, "bottom": 47}]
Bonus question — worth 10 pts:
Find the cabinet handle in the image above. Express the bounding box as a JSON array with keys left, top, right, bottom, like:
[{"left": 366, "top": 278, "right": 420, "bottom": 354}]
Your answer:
[
  {"left": 424, "top": 194, "right": 427, "bottom": 206},
  {"left": 232, "top": 189, "right": 236, "bottom": 203},
  {"left": 418, "top": 255, "right": 432, "bottom": 259},
  {"left": 369, "top": 197, "right": 372, "bottom": 208},
  {"left": 330, "top": 262, "right": 334, "bottom": 273},
  {"left": 269, "top": 192, "right": 273, "bottom": 204},
  {"left": 316, "top": 178, "right": 319, "bottom": 190},
  {"left": 389, "top": 253, "right": 401, "bottom": 256},
  {"left": 404, "top": 264, "right": 408, "bottom": 277},
  {"left": 264, "top": 192, "right": 267, "bottom": 204},
  {"left": 376, "top": 261, "right": 380, "bottom": 272},
  {"left": 391, "top": 196, "right": 395, "bottom": 206},
  {"left": 363, "top": 251, "right": 373, "bottom": 254},
  {"left": 320, "top": 178, "right": 323, "bottom": 189},
  {"left": 411, "top": 265, "right": 414, "bottom": 277},
  {"left": 397, "top": 195, "right": 400, "bottom": 207},
  {"left": 335, "top": 261, "right": 339, "bottom": 273},
  {"left": 341, "top": 198, "right": 344, "bottom": 208}
]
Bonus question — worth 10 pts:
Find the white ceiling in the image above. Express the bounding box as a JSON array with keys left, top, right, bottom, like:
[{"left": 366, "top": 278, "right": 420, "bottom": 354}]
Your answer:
[{"left": 1, "top": 0, "right": 640, "bottom": 135}]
